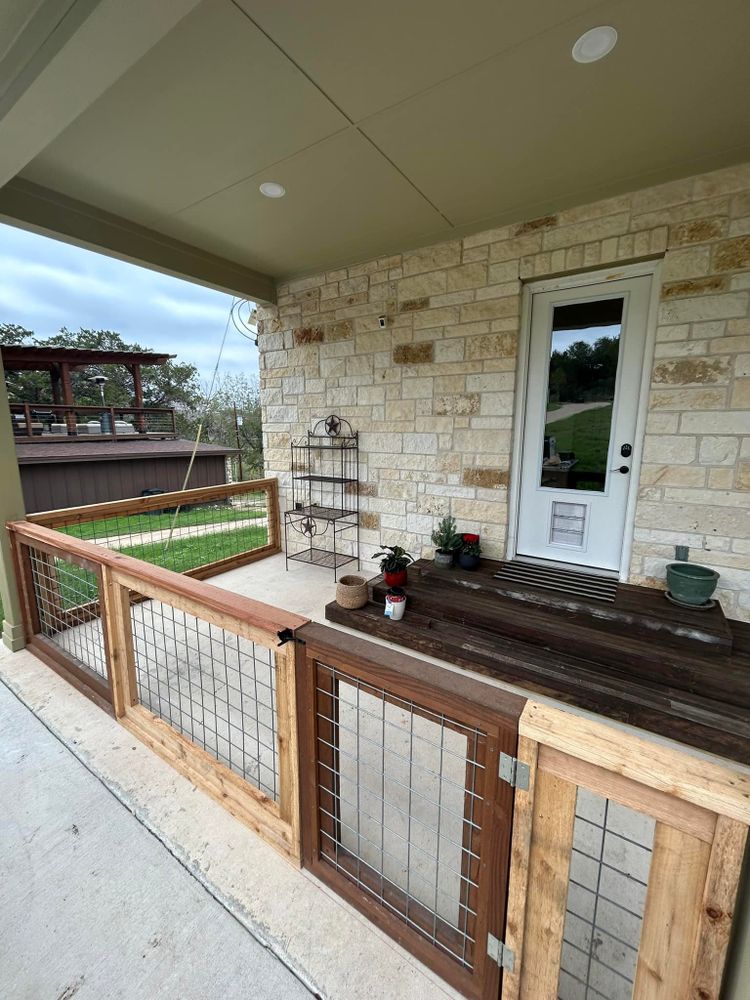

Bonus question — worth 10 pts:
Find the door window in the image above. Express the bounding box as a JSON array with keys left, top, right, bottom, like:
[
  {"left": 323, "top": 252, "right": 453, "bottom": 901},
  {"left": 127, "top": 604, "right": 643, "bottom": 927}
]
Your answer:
[{"left": 540, "top": 298, "right": 624, "bottom": 493}]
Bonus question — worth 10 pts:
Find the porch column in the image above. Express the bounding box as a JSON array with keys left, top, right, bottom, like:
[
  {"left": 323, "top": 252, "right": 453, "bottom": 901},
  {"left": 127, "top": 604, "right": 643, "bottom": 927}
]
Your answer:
[
  {"left": 50, "top": 365, "right": 62, "bottom": 404},
  {"left": 0, "top": 349, "right": 26, "bottom": 651}
]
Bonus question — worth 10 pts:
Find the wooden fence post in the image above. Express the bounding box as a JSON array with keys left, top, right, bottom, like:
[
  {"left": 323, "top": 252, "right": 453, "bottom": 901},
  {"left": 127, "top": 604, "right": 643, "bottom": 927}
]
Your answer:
[
  {"left": 275, "top": 639, "right": 301, "bottom": 863},
  {"left": 99, "top": 566, "right": 138, "bottom": 718}
]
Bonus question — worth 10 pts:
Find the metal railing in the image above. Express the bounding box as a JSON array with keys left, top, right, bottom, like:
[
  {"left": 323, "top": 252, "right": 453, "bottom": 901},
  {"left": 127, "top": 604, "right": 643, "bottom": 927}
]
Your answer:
[
  {"left": 9, "top": 402, "right": 177, "bottom": 440},
  {"left": 28, "top": 479, "right": 281, "bottom": 581}
]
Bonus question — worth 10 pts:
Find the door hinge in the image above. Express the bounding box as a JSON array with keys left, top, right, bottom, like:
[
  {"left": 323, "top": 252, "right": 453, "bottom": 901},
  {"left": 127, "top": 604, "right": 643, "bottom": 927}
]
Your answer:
[
  {"left": 487, "top": 933, "right": 515, "bottom": 972},
  {"left": 499, "top": 752, "right": 530, "bottom": 790}
]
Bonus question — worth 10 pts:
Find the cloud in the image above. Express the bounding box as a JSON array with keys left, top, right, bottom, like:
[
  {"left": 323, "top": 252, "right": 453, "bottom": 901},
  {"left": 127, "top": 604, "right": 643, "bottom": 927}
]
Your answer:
[{"left": 0, "top": 223, "right": 259, "bottom": 379}]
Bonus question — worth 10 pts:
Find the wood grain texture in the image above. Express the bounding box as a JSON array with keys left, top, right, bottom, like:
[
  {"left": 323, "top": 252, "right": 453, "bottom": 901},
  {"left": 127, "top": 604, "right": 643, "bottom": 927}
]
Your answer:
[
  {"left": 687, "top": 816, "right": 749, "bottom": 1000},
  {"left": 516, "top": 768, "right": 577, "bottom": 1000},
  {"left": 521, "top": 701, "right": 750, "bottom": 825},
  {"left": 99, "top": 569, "right": 138, "bottom": 718},
  {"left": 121, "top": 704, "right": 298, "bottom": 864},
  {"left": 7, "top": 520, "right": 308, "bottom": 638},
  {"left": 500, "top": 735, "right": 539, "bottom": 1000},
  {"left": 275, "top": 641, "right": 301, "bottom": 862},
  {"left": 538, "top": 744, "right": 717, "bottom": 843},
  {"left": 634, "top": 823, "right": 711, "bottom": 999},
  {"left": 27, "top": 477, "right": 279, "bottom": 527}
]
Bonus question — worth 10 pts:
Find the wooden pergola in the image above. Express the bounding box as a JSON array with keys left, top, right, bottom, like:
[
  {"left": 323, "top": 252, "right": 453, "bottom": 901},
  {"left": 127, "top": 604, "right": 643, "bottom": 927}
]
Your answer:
[{"left": 0, "top": 345, "right": 175, "bottom": 411}]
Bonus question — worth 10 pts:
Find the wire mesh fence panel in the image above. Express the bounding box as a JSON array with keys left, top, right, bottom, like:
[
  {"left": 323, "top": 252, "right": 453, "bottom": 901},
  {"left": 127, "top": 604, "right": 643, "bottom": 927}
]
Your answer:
[
  {"left": 26, "top": 545, "right": 109, "bottom": 688},
  {"left": 57, "top": 487, "right": 271, "bottom": 576},
  {"left": 557, "top": 788, "right": 655, "bottom": 1000},
  {"left": 129, "top": 596, "right": 279, "bottom": 800},
  {"left": 314, "top": 661, "right": 488, "bottom": 972}
]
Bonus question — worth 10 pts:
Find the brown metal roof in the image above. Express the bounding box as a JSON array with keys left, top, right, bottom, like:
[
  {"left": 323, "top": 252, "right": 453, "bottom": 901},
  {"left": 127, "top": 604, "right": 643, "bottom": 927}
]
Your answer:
[
  {"left": 1, "top": 345, "right": 175, "bottom": 371},
  {"left": 16, "top": 438, "right": 238, "bottom": 464}
]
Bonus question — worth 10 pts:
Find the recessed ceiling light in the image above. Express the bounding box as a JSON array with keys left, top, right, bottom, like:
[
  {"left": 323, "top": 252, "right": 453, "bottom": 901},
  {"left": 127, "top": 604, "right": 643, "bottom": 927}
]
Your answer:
[
  {"left": 259, "top": 181, "right": 286, "bottom": 198},
  {"left": 572, "top": 26, "right": 618, "bottom": 63}
]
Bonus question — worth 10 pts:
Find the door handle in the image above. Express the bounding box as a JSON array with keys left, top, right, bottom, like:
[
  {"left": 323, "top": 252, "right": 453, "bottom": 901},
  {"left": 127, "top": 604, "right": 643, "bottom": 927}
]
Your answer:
[{"left": 610, "top": 465, "right": 630, "bottom": 474}]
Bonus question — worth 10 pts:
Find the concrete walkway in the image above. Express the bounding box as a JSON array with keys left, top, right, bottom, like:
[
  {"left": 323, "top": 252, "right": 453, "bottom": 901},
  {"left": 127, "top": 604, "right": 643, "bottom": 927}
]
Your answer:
[{"left": 0, "top": 681, "right": 311, "bottom": 1000}]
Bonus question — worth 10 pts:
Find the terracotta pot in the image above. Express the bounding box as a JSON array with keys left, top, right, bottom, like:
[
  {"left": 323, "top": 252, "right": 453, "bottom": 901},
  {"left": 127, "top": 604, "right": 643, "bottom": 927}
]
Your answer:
[{"left": 384, "top": 568, "right": 408, "bottom": 587}]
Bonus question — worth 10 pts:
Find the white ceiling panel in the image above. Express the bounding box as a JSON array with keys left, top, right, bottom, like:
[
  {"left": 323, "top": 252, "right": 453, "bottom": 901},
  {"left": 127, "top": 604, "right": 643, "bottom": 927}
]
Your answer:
[
  {"left": 165, "top": 127, "right": 449, "bottom": 276},
  {"left": 21, "top": 0, "right": 348, "bottom": 222}
]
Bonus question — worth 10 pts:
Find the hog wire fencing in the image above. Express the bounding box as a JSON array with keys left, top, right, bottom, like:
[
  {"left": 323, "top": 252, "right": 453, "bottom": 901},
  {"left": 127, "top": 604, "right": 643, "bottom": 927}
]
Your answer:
[
  {"left": 27, "top": 478, "right": 280, "bottom": 580},
  {"left": 8, "top": 518, "right": 304, "bottom": 860}
]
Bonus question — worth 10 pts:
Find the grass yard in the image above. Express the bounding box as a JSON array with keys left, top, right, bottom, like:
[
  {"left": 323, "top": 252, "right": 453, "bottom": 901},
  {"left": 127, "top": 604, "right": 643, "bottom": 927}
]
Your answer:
[
  {"left": 60, "top": 500, "right": 266, "bottom": 543},
  {"left": 545, "top": 404, "right": 613, "bottom": 477}
]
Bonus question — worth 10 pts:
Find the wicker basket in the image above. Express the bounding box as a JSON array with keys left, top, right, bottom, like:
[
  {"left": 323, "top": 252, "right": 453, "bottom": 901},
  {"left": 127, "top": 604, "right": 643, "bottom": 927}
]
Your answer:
[{"left": 336, "top": 575, "right": 369, "bottom": 609}]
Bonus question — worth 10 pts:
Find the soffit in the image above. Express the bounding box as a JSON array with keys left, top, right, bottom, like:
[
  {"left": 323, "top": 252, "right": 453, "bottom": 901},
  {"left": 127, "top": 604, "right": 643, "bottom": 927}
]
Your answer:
[{"left": 14, "top": 0, "right": 750, "bottom": 280}]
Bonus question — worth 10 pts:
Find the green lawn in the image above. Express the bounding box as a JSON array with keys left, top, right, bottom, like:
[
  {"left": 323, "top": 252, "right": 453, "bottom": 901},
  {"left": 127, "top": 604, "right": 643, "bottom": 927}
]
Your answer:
[
  {"left": 17, "top": 521, "right": 270, "bottom": 617},
  {"left": 545, "top": 404, "right": 613, "bottom": 480},
  {"left": 60, "top": 500, "right": 265, "bottom": 542}
]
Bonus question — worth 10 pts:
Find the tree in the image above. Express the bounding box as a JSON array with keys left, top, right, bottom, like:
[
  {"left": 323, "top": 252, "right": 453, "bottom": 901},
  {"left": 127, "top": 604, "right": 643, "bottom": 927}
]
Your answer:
[
  {"left": 1, "top": 324, "right": 201, "bottom": 408},
  {"left": 181, "top": 372, "right": 264, "bottom": 479}
]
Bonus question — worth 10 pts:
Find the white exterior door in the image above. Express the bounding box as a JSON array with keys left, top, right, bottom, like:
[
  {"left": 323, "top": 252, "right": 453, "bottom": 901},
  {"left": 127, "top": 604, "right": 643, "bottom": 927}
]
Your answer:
[{"left": 516, "top": 274, "right": 652, "bottom": 572}]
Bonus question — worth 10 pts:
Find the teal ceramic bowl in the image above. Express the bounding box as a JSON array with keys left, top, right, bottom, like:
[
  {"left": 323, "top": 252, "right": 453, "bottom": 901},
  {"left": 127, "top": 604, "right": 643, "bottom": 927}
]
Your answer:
[{"left": 666, "top": 562, "right": 719, "bottom": 606}]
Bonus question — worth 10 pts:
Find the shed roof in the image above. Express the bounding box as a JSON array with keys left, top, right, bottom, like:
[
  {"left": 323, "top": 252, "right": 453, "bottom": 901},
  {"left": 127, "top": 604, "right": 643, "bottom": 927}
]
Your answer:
[{"left": 16, "top": 438, "right": 237, "bottom": 464}]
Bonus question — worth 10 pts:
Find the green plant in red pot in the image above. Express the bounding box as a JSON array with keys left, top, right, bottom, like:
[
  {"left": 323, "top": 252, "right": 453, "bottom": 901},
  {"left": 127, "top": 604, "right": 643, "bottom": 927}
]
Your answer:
[
  {"left": 458, "top": 534, "right": 481, "bottom": 570},
  {"left": 374, "top": 545, "right": 414, "bottom": 587}
]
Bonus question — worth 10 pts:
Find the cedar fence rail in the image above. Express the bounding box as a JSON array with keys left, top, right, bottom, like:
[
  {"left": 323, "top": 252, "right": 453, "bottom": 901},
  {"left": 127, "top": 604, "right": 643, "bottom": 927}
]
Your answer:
[{"left": 5, "top": 511, "right": 750, "bottom": 999}]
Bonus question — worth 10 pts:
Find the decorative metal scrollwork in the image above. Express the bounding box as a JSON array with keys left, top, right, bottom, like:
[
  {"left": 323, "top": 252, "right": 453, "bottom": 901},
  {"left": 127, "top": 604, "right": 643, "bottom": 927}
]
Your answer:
[{"left": 313, "top": 414, "right": 354, "bottom": 438}]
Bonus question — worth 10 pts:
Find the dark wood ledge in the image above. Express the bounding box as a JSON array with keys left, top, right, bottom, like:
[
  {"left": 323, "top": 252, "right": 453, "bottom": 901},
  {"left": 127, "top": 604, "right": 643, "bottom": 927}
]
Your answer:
[{"left": 325, "top": 559, "right": 750, "bottom": 766}]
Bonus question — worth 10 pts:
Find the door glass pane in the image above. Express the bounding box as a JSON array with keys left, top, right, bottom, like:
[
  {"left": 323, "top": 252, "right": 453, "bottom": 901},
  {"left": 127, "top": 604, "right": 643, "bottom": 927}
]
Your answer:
[{"left": 540, "top": 297, "right": 624, "bottom": 492}]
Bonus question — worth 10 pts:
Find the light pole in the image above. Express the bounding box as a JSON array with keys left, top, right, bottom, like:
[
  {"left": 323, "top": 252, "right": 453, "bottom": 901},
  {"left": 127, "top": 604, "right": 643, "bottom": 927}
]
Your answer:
[{"left": 89, "top": 375, "right": 109, "bottom": 432}]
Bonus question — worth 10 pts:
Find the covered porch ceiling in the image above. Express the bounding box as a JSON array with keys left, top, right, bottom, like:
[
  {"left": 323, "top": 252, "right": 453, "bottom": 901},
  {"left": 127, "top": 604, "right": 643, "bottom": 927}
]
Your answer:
[{"left": 1, "top": 0, "right": 750, "bottom": 302}]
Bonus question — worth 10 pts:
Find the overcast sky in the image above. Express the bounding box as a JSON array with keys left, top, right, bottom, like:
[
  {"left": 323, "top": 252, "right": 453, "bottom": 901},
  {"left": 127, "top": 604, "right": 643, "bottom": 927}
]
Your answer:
[{"left": 0, "top": 222, "right": 259, "bottom": 382}]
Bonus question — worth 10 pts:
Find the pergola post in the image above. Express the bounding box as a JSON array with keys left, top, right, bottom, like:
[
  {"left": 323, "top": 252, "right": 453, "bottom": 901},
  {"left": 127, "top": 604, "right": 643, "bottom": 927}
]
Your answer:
[
  {"left": 50, "top": 364, "right": 62, "bottom": 404},
  {"left": 60, "top": 362, "right": 76, "bottom": 433},
  {"left": 129, "top": 363, "right": 147, "bottom": 433},
  {"left": 0, "top": 350, "right": 27, "bottom": 651}
]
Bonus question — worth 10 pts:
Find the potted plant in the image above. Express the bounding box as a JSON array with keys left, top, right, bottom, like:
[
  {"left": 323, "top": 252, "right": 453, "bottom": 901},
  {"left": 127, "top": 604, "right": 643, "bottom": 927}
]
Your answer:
[
  {"left": 666, "top": 562, "right": 719, "bottom": 606},
  {"left": 374, "top": 545, "right": 414, "bottom": 587},
  {"left": 431, "top": 515, "right": 461, "bottom": 569},
  {"left": 458, "top": 533, "right": 481, "bottom": 571}
]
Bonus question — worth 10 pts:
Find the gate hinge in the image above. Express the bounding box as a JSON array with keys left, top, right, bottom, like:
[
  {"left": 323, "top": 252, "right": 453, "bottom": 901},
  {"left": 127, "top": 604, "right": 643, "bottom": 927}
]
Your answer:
[
  {"left": 499, "top": 752, "right": 530, "bottom": 790},
  {"left": 487, "top": 933, "right": 515, "bottom": 972}
]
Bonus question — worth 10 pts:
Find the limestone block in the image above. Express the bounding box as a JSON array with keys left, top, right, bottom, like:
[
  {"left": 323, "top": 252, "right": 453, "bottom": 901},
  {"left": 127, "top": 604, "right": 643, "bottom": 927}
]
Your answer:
[
  {"left": 434, "top": 394, "right": 479, "bottom": 416},
  {"left": 659, "top": 292, "right": 748, "bottom": 324},
  {"left": 403, "top": 433, "right": 438, "bottom": 455},
  {"left": 680, "top": 411, "right": 750, "bottom": 434},
  {"left": 397, "top": 271, "right": 448, "bottom": 299},
  {"left": 669, "top": 218, "right": 727, "bottom": 247},
  {"left": 413, "top": 306, "right": 460, "bottom": 330},
  {"left": 489, "top": 234, "right": 543, "bottom": 262},
  {"left": 480, "top": 392, "right": 514, "bottom": 416},
  {"left": 662, "top": 245, "right": 712, "bottom": 279},
  {"left": 393, "top": 343, "right": 434, "bottom": 365},
  {"left": 465, "top": 332, "right": 517, "bottom": 361},
  {"left": 661, "top": 276, "right": 728, "bottom": 298},
  {"left": 446, "top": 262, "right": 488, "bottom": 291},
  {"left": 401, "top": 378, "right": 434, "bottom": 398},
  {"left": 737, "top": 462, "right": 750, "bottom": 490},
  {"left": 466, "top": 373, "right": 515, "bottom": 392},
  {"left": 651, "top": 357, "right": 731, "bottom": 385},
  {"left": 639, "top": 465, "right": 707, "bottom": 487},
  {"left": 649, "top": 387, "right": 727, "bottom": 410},
  {"left": 460, "top": 297, "right": 520, "bottom": 324},
  {"left": 543, "top": 212, "right": 630, "bottom": 251},
  {"left": 642, "top": 435, "right": 697, "bottom": 464},
  {"left": 434, "top": 339, "right": 465, "bottom": 363},
  {"left": 698, "top": 437, "right": 741, "bottom": 465},
  {"left": 326, "top": 320, "right": 354, "bottom": 341},
  {"left": 402, "top": 241, "right": 461, "bottom": 276},
  {"left": 730, "top": 378, "right": 750, "bottom": 408}
]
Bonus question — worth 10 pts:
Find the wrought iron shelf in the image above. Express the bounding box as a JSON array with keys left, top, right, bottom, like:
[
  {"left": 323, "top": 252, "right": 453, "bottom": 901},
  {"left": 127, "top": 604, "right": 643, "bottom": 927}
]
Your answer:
[
  {"left": 286, "top": 505, "right": 358, "bottom": 522},
  {"left": 292, "top": 474, "right": 358, "bottom": 484},
  {"left": 285, "top": 414, "right": 360, "bottom": 580},
  {"left": 287, "top": 548, "right": 357, "bottom": 570}
]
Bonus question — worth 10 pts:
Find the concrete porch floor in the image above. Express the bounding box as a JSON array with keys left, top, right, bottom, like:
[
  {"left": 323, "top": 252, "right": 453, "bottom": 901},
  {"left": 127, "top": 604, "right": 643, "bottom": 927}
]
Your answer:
[{"left": 0, "top": 678, "right": 311, "bottom": 1000}]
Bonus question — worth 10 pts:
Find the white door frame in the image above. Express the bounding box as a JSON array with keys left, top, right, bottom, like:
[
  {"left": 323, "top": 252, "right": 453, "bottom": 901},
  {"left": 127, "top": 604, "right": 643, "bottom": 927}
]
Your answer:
[{"left": 506, "top": 260, "right": 662, "bottom": 582}]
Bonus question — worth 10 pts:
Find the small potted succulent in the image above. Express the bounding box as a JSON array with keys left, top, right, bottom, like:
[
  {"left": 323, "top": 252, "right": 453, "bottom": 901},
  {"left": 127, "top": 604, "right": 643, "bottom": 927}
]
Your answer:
[
  {"left": 374, "top": 545, "right": 414, "bottom": 587},
  {"left": 431, "top": 515, "right": 461, "bottom": 569},
  {"left": 458, "top": 533, "right": 482, "bottom": 571}
]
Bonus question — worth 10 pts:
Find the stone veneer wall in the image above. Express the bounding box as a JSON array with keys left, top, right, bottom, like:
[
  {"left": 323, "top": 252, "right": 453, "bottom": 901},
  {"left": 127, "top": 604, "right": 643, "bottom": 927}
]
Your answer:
[{"left": 257, "top": 162, "right": 750, "bottom": 620}]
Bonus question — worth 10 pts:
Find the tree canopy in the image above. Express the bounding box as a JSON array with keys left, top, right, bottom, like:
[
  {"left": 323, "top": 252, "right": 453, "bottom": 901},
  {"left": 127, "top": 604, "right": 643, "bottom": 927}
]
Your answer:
[
  {"left": 1, "top": 324, "right": 263, "bottom": 477},
  {"left": 548, "top": 334, "right": 619, "bottom": 405}
]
